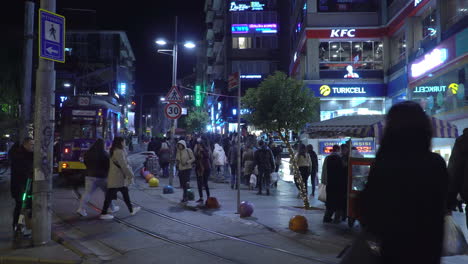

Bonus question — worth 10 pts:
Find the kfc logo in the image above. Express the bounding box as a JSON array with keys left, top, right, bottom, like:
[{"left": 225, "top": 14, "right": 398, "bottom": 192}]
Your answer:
[{"left": 330, "top": 29, "right": 356, "bottom": 38}]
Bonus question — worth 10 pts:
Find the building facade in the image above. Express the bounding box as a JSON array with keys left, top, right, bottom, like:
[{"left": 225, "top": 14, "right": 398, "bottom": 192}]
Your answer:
[
  {"left": 56, "top": 30, "right": 136, "bottom": 132},
  {"left": 289, "top": 0, "right": 466, "bottom": 135}
]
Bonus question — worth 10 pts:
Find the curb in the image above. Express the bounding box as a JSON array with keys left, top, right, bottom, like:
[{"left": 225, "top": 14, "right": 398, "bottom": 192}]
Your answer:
[{"left": 0, "top": 256, "right": 80, "bottom": 264}]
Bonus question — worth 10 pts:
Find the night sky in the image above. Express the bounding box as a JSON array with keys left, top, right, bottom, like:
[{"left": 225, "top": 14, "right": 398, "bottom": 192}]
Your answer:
[{"left": 2, "top": 0, "right": 206, "bottom": 111}]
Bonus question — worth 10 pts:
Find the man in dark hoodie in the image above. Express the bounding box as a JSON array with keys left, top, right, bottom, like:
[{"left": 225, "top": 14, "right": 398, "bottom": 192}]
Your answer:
[{"left": 254, "top": 140, "right": 275, "bottom": 195}]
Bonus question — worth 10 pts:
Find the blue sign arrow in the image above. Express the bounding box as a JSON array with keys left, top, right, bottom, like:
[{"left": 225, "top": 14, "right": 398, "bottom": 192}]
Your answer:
[{"left": 39, "top": 9, "right": 65, "bottom": 63}]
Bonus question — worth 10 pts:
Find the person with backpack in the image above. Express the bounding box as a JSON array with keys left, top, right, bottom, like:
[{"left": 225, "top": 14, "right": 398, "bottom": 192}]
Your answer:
[
  {"left": 100, "top": 137, "right": 140, "bottom": 220},
  {"left": 254, "top": 140, "right": 275, "bottom": 195},
  {"left": 176, "top": 140, "right": 195, "bottom": 203},
  {"left": 295, "top": 144, "right": 312, "bottom": 197},
  {"left": 77, "top": 139, "right": 118, "bottom": 217},
  {"left": 159, "top": 141, "right": 171, "bottom": 178}
]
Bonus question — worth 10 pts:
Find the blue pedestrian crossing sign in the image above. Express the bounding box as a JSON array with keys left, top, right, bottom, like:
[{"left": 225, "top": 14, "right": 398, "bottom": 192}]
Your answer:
[{"left": 39, "top": 9, "right": 65, "bottom": 63}]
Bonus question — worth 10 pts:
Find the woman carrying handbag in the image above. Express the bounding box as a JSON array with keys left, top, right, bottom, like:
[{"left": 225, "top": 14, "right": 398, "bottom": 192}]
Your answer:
[{"left": 100, "top": 137, "right": 140, "bottom": 220}]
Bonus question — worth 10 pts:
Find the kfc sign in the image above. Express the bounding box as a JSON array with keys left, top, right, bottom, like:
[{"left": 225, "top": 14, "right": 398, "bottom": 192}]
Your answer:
[{"left": 330, "top": 29, "right": 356, "bottom": 38}]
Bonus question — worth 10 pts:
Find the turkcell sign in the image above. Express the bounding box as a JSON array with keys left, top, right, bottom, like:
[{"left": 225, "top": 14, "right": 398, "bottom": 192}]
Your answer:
[
  {"left": 39, "top": 9, "right": 65, "bottom": 63},
  {"left": 309, "top": 83, "right": 385, "bottom": 98},
  {"left": 414, "top": 85, "right": 447, "bottom": 93},
  {"left": 410, "top": 48, "right": 448, "bottom": 78},
  {"left": 330, "top": 29, "right": 356, "bottom": 38}
]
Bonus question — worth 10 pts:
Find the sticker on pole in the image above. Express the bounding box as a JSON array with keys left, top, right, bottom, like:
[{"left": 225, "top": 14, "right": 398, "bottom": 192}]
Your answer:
[
  {"left": 166, "top": 86, "right": 184, "bottom": 103},
  {"left": 39, "top": 9, "right": 65, "bottom": 63},
  {"left": 165, "top": 103, "right": 182, "bottom": 119}
]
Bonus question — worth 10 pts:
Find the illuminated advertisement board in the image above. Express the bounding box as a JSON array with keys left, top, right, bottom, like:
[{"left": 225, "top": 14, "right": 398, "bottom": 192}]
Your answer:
[
  {"left": 309, "top": 83, "right": 386, "bottom": 97},
  {"left": 319, "top": 140, "right": 375, "bottom": 155},
  {"left": 232, "top": 24, "right": 278, "bottom": 34},
  {"left": 230, "top": 1, "right": 267, "bottom": 11}
]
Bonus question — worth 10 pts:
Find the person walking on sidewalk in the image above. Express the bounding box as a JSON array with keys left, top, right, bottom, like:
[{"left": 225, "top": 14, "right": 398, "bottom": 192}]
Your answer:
[
  {"left": 9, "top": 138, "right": 33, "bottom": 231},
  {"left": 100, "top": 137, "right": 140, "bottom": 220},
  {"left": 307, "top": 144, "right": 318, "bottom": 197},
  {"left": 295, "top": 144, "right": 312, "bottom": 197},
  {"left": 254, "top": 140, "right": 275, "bottom": 195},
  {"left": 195, "top": 142, "right": 211, "bottom": 203},
  {"left": 159, "top": 141, "right": 171, "bottom": 178},
  {"left": 360, "top": 101, "right": 448, "bottom": 264},
  {"left": 322, "top": 145, "right": 346, "bottom": 223},
  {"left": 213, "top": 143, "right": 227, "bottom": 183},
  {"left": 176, "top": 140, "right": 195, "bottom": 203},
  {"left": 242, "top": 143, "right": 255, "bottom": 185},
  {"left": 448, "top": 128, "right": 468, "bottom": 229},
  {"left": 77, "top": 139, "right": 119, "bottom": 217}
]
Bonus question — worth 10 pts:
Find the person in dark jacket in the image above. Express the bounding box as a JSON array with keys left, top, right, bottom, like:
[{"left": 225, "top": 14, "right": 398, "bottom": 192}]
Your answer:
[
  {"left": 195, "top": 143, "right": 211, "bottom": 203},
  {"left": 323, "top": 145, "right": 347, "bottom": 223},
  {"left": 448, "top": 127, "right": 468, "bottom": 229},
  {"left": 360, "top": 101, "right": 448, "bottom": 264},
  {"left": 307, "top": 144, "right": 318, "bottom": 197},
  {"left": 254, "top": 140, "right": 275, "bottom": 195},
  {"left": 77, "top": 138, "right": 118, "bottom": 217},
  {"left": 10, "top": 138, "right": 33, "bottom": 231},
  {"left": 159, "top": 140, "right": 171, "bottom": 178}
]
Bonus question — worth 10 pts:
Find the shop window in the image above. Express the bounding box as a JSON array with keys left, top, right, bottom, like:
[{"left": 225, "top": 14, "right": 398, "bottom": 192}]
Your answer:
[
  {"left": 232, "top": 37, "right": 252, "bottom": 49},
  {"left": 422, "top": 9, "right": 437, "bottom": 40},
  {"left": 320, "top": 40, "right": 383, "bottom": 70},
  {"left": 318, "top": 0, "right": 378, "bottom": 12},
  {"left": 446, "top": 0, "right": 468, "bottom": 28}
]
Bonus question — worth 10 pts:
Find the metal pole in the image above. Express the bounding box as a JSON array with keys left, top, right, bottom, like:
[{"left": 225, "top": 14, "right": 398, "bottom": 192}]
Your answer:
[
  {"left": 236, "top": 72, "right": 241, "bottom": 214},
  {"left": 171, "top": 16, "right": 178, "bottom": 138},
  {"left": 139, "top": 94, "right": 143, "bottom": 142},
  {"left": 32, "top": 0, "right": 56, "bottom": 246},
  {"left": 20, "top": 1, "right": 35, "bottom": 140}
]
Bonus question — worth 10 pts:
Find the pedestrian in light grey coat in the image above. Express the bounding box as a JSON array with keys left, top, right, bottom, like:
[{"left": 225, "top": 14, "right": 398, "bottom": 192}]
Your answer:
[{"left": 100, "top": 137, "right": 140, "bottom": 220}]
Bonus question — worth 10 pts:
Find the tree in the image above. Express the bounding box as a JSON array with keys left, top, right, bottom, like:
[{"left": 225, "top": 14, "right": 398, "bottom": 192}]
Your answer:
[
  {"left": 182, "top": 109, "right": 210, "bottom": 133},
  {"left": 242, "top": 71, "right": 320, "bottom": 208}
]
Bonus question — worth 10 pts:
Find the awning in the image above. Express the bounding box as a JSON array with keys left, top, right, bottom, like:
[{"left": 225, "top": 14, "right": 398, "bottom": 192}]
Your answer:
[{"left": 306, "top": 115, "right": 458, "bottom": 140}]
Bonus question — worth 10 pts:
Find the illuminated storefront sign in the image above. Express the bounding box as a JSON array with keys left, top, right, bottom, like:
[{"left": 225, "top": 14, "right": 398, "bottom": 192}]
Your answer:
[
  {"left": 119, "top": 82, "right": 127, "bottom": 95},
  {"left": 319, "top": 140, "right": 375, "bottom": 155},
  {"left": 309, "top": 83, "right": 385, "bottom": 97},
  {"left": 330, "top": 29, "right": 356, "bottom": 38},
  {"left": 230, "top": 1, "right": 266, "bottom": 11},
  {"left": 414, "top": 85, "right": 446, "bottom": 93},
  {"left": 195, "top": 85, "right": 202, "bottom": 107},
  {"left": 240, "top": 75, "right": 262, "bottom": 79},
  {"left": 232, "top": 24, "right": 277, "bottom": 34},
  {"left": 410, "top": 48, "right": 448, "bottom": 78}
]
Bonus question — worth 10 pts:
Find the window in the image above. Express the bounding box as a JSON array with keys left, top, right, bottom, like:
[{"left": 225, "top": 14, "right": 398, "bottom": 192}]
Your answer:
[
  {"left": 320, "top": 40, "right": 383, "bottom": 70},
  {"left": 318, "top": 0, "right": 378, "bottom": 12},
  {"left": 233, "top": 37, "right": 252, "bottom": 49},
  {"left": 446, "top": 0, "right": 468, "bottom": 28},
  {"left": 422, "top": 8, "right": 437, "bottom": 40}
]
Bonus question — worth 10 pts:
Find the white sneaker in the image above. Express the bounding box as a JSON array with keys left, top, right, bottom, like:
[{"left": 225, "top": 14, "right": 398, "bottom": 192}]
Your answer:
[
  {"left": 109, "top": 206, "right": 120, "bottom": 213},
  {"left": 99, "top": 214, "right": 114, "bottom": 220},
  {"left": 76, "top": 208, "right": 87, "bottom": 217},
  {"left": 131, "top": 206, "right": 141, "bottom": 216}
]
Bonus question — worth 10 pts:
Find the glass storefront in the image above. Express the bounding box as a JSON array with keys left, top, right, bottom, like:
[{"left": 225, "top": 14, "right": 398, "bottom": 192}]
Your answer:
[
  {"left": 320, "top": 98, "right": 385, "bottom": 121},
  {"left": 319, "top": 40, "right": 383, "bottom": 70},
  {"left": 410, "top": 65, "right": 467, "bottom": 116}
]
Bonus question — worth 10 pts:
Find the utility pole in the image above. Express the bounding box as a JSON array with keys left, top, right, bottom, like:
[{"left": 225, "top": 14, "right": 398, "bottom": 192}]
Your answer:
[
  {"left": 32, "top": 0, "right": 56, "bottom": 246},
  {"left": 20, "top": 1, "right": 35, "bottom": 140},
  {"left": 139, "top": 94, "right": 143, "bottom": 142},
  {"left": 171, "top": 16, "right": 179, "bottom": 138}
]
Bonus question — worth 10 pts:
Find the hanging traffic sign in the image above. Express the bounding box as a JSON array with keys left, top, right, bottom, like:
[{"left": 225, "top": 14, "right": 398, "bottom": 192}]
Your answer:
[
  {"left": 164, "top": 103, "right": 182, "bottom": 119},
  {"left": 39, "top": 9, "right": 65, "bottom": 63},
  {"left": 166, "top": 86, "right": 184, "bottom": 103}
]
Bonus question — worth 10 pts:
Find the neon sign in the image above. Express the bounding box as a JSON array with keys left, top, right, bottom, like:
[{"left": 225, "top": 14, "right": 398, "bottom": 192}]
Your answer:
[
  {"left": 414, "top": 85, "right": 446, "bottom": 93},
  {"left": 240, "top": 75, "right": 262, "bottom": 79},
  {"left": 195, "top": 85, "right": 202, "bottom": 107},
  {"left": 232, "top": 24, "right": 278, "bottom": 34},
  {"left": 330, "top": 29, "right": 356, "bottom": 38},
  {"left": 230, "top": 1, "right": 266, "bottom": 11},
  {"left": 410, "top": 48, "right": 448, "bottom": 78}
]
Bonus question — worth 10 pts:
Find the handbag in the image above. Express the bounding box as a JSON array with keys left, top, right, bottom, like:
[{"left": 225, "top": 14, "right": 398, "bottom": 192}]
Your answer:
[
  {"left": 442, "top": 215, "right": 468, "bottom": 256},
  {"left": 318, "top": 184, "right": 327, "bottom": 202}
]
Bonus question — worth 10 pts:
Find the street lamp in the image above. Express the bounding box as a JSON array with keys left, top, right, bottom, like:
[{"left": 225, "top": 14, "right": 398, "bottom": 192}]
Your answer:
[{"left": 155, "top": 16, "right": 197, "bottom": 137}]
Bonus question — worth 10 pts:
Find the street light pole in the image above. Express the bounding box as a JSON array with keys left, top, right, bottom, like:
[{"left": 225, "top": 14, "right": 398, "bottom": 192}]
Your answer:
[{"left": 171, "top": 16, "right": 178, "bottom": 138}]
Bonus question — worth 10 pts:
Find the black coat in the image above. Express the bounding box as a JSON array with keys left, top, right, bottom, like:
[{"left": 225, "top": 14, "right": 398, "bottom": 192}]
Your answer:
[
  {"left": 325, "top": 154, "right": 347, "bottom": 210},
  {"left": 10, "top": 146, "right": 33, "bottom": 198},
  {"left": 448, "top": 131, "right": 468, "bottom": 205},
  {"left": 308, "top": 150, "right": 319, "bottom": 174},
  {"left": 360, "top": 152, "right": 447, "bottom": 264},
  {"left": 84, "top": 149, "right": 110, "bottom": 178}
]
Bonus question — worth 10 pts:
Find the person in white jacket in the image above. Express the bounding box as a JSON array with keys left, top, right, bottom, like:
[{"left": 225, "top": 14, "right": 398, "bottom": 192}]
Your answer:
[
  {"left": 213, "top": 143, "right": 227, "bottom": 183},
  {"left": 100, "top": 137, "right": 140, "bottom": 220}
]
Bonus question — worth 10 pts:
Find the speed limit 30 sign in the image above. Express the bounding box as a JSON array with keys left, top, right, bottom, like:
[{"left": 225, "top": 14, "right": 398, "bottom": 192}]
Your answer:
[{"left": 164, "top": 103, "right": 182, "bottom": 119}]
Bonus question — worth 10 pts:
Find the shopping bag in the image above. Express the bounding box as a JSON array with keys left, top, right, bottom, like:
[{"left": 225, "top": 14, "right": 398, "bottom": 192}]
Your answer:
[
  {"left": 442, "top": 215, "right": 468, "bottom": 256},
  {"left": 318, "top": 184, "right": 327, "bottom": 202},
  {"left": 270, "top": 172, "right": 279, "bottom": 183}
]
